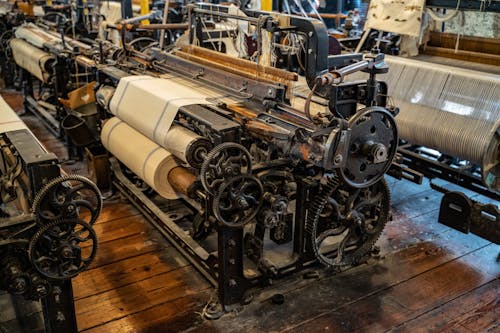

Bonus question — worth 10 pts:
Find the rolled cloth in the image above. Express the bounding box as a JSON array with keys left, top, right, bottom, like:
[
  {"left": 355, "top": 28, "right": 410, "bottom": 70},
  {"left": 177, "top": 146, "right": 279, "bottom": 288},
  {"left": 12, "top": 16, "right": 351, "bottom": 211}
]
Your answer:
[
  {"left": 101, "top": 117, "right": 181, "bottom": 199},
  {"left": 109, "top": 75, "right": 213, "bottom": 147},
  {"left": 0, "top": 96, "right": 28, "bottom": 133},
  {"left": 10, "top": 38, "right": 55, "bottom": 83}
]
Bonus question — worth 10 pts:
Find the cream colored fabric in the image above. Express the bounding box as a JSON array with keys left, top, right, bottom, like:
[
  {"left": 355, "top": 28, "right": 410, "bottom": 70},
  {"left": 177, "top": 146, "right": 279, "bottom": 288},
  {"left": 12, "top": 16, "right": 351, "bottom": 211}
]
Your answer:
[
  {"left": 109, "top": 75, "right": 214, "bottom": 147},
  {"left": 0, "top": 96, "right": 28, "bottom": 133},
  {"left": 101, "top": 117, "right": 181, "bottom": 199},
  {"left": 98, "top": 2, "right": 140, "bottom": 45},
  {"left": 15, "top": 23, "right": 59, "bottom": 48},
  {"left": 163, "top": 125, "right": 204, "bottom": 164},
  {"left": 364, "top": 0, "right": 425, "bottom": 37},
  {"left": 10, "top": 38, "right": 55, "bottom": 83},
  {"left": 345, "top": 55, "right": 500, "bottom": 189}
]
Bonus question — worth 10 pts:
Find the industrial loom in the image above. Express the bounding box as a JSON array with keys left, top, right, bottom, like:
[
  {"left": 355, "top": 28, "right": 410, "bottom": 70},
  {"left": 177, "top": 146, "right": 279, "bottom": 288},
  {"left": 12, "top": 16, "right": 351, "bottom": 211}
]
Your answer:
[
  {"left": 1, "top": 1, "right": 498, "bottom": 319},
  {"left": 87, "top": 4, "right": 400, "bottom": 314},
  {"left": 0, "top": 96, "right": 102, "bottom": 332}
]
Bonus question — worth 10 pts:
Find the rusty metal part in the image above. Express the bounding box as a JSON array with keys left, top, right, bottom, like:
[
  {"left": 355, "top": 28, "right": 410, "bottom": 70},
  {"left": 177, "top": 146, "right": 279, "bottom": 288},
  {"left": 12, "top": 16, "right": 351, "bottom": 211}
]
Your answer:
[
  {"left": 168, "top": 166, "right": 198, "bottom": 198},
  {"left": 153, "top": 53, "right": 286, "bottom": 101},
  {"left": 114, "top": 23, "right": 188, "bottom": 31},
  {"left": 75, "top": 55, "right": 96, "bottom": 68},
  {"left": 176, "top": 45, "right": 297, "bottom": 86}
]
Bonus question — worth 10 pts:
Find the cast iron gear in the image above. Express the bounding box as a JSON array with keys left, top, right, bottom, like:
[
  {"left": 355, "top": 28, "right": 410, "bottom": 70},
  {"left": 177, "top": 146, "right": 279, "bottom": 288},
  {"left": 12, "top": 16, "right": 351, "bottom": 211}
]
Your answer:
[
  {"left": 28, "top": 218, "right": 98, "bottom": 280},
  {"left": 32, "top": 174, "right": 102, "bottom": 225},
  {"left": 213, "top": 174, "right": 264, "bottom": 228},
  {"left": 307, "top": 175, "right": 390, "bottom": 267},
  {"left": 200, "top": 142, "right": 253, "bottom": 196}
]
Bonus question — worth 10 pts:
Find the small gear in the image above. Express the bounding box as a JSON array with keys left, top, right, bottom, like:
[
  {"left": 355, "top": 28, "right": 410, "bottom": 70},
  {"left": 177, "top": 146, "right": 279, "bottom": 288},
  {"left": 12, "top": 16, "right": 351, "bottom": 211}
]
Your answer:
[
  {"left": 32, "top": 174, "right": 102, "bottom": 225},
  {"left": 28, "top": 218, "right": 98, "bottom": 280},
  {"left": 213, "top": 174, "right": 264, "bottom": 228},
  {"left": 200, "top": 143, "right": 253, "bottom": 195}
]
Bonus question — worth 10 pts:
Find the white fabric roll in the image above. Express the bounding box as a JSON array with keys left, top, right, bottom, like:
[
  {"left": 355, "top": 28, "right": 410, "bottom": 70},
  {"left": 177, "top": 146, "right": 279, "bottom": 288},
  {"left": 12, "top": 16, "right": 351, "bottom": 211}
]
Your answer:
[
  {"left": 109, "top": 75, "right": 213, "bottom": 146},
  {"left": 0, "top": 96, "right": 28, "bottom": 133},
  {"left": 163, "top": 125, "right": 207, "bottom": 164},
  {"left": 10, "top": 38, "right": 55, "bottom": 83},
  {"left": 101, "top": 117, "right": 181, "bottom": 199},
  {"left": 15, "top": 23, "right": 59, "bottom": 48}
]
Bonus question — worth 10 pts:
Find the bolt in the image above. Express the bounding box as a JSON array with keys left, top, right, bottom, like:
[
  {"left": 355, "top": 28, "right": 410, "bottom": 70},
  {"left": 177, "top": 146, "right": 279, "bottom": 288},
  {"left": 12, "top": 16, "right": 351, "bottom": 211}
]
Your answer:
[
  {"left": 36, "top": 284, "right": 48, "bottom": 297},
  {"left": 334, "top": 154, "right": 343, "bottom": 165},
  {"left": 61, "top": 246, "right": 73, "bottom": 258},
  {"left": 229, "top": 279, "right": 237, "bottom": 287},
  {"left": 236, "top": 196, "right": 249, "bottom": 209},
  {"left": 56, "top": 311, "right": 66, "bottom": 322}
]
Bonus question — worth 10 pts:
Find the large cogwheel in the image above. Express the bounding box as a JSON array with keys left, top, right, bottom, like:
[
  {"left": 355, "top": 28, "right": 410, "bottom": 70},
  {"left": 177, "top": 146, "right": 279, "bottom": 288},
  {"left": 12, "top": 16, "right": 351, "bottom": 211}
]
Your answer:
[
  {"left": 200, "top": 142, "right": 253, "bottom": 196},
  {"left": 308, "top": 176, "right": 390, "bottom": 268},
  {"left": 212, "top": 174, "right": 264, "bottom": 228},
  {"left": 32, "top": 174, "right": 102, "bottom": 225},
  {"left": 28, "top": 218, "right": 98, "bottom": 280}
]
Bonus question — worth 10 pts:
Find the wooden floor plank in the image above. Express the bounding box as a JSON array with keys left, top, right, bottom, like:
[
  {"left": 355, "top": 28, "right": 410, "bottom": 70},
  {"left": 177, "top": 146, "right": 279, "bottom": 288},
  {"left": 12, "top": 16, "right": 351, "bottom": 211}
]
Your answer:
[
  {"left": 88, "top": 233, "right": 162, "bottom": 269},
  {"left": 90, "top": 215, "right": 149, "bottom": 244},
  {"left": 195, "top": 245, "right": 490, "bottom": 332},
  {"left": 392, "top": 279, "right": 499, "bottom": 333},
  {"left": 75, "top": 266, "right": 210, "bottom": 331},
  {"left": 93, "top": 201, "right": 143, "bottom": 225},
  {"left": 73, "top": 251, "right": 189, "bottom": 300},
  {"left": 285, "top": 245, "right": 498, "bottom": 333},
  {"left": 82, "top": 290, "right": 212, "bottom": 333}
]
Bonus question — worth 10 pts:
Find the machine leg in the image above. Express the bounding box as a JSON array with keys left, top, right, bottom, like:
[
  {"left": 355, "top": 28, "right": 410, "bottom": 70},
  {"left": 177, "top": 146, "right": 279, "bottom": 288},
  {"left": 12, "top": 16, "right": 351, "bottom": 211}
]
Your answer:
[{"left": 41, "top": 281, "right": 78, "bottom": 333}]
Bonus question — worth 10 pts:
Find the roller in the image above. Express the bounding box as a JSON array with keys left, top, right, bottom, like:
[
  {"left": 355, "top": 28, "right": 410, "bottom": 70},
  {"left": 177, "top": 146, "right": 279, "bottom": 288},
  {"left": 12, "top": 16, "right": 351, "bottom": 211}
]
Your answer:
[
  {"left": 14, "top": 23, "right": 59, "bottom": 48},
  {"left": 168, "top": 166, "right": 198, "bottom": 198},
  {"left": 162, "top": 125, "right": 211, "bottom": 168},
  {"left": 109, "top": 75, "right": 213, "bottom": 147},
  {"left": 95, "top": 86, "right": 116, "bottom": 110},
  {"left": 101, "top": 117, "right": 181, "bottom": 199},
  {"left": 10, "top": 38, "right": 55, "bottom": 83},
  {"left": 346, "top": 56, "right": 500, "bottom": 190}
]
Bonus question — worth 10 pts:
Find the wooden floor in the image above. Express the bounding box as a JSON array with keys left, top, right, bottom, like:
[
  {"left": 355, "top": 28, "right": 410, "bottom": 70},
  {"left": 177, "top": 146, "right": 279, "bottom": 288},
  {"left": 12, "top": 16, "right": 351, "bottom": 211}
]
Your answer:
[{"left": 1, "top": 90, "right": 499, "bottom": 333}]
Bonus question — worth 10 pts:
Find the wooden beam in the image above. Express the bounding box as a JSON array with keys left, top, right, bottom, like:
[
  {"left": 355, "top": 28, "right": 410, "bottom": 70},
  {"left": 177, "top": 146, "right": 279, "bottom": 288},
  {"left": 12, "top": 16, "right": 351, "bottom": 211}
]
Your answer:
[{"left": 421, "top": 45, "right": 500, "bottom": 66}]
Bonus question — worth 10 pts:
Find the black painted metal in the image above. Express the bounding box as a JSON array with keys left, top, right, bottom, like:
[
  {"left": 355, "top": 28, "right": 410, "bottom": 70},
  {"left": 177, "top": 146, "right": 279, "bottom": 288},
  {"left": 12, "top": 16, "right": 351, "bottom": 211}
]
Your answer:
[
  {"left": 397, "top": 145, "right": 500, "bottom": 201},
  {"left": 41, "top": 281, "right": 78, "bottom": 333}
]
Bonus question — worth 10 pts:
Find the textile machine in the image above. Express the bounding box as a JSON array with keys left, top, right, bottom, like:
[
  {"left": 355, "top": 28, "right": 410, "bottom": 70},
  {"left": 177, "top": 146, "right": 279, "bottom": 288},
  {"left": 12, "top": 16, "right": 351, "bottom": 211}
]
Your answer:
[
  {"left": 348, "top": 55, "right": 500, "bottom": 245},
  {"left": 0, "top": 96, "right": 101, "bottom": 332},
  {"left": 86, "top": 4, "right": 399, "bottom": 313}
]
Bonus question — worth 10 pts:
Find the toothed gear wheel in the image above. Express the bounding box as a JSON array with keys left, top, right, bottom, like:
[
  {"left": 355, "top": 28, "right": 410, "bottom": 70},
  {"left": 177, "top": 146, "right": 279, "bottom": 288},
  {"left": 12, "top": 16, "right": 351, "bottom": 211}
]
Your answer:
[
  {"left": 213, "top": 175, "right": 264, "bottom": 228},
  {"left": 32, "top": 175, "right": 102, "bottom": 225},
  {"left": 28, "top": 218, "right": 98, "bottom": 280},
  {"left": 307, "top": 176, "right": 390, "bottom": 268},
  {"left": 200, "top": 143, "right": 253, "bottom": 196}
]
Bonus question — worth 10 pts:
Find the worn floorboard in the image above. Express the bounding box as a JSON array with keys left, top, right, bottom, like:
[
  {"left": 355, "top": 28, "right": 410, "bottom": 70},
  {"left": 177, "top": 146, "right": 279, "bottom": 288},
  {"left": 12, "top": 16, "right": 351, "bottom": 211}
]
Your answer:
[{"left": 1, "top": 90, "right": 498, "bottom": 333}]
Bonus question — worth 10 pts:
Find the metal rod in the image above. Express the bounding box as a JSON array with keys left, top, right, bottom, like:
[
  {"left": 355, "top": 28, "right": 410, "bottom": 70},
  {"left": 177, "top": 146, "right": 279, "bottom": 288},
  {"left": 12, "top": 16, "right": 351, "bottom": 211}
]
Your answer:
[
  {"left": 193, "top": 7, "right": 260, "bottom": 23},
  {"left": 159, "top": 0, "right": 170, "bottom": 49}
]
